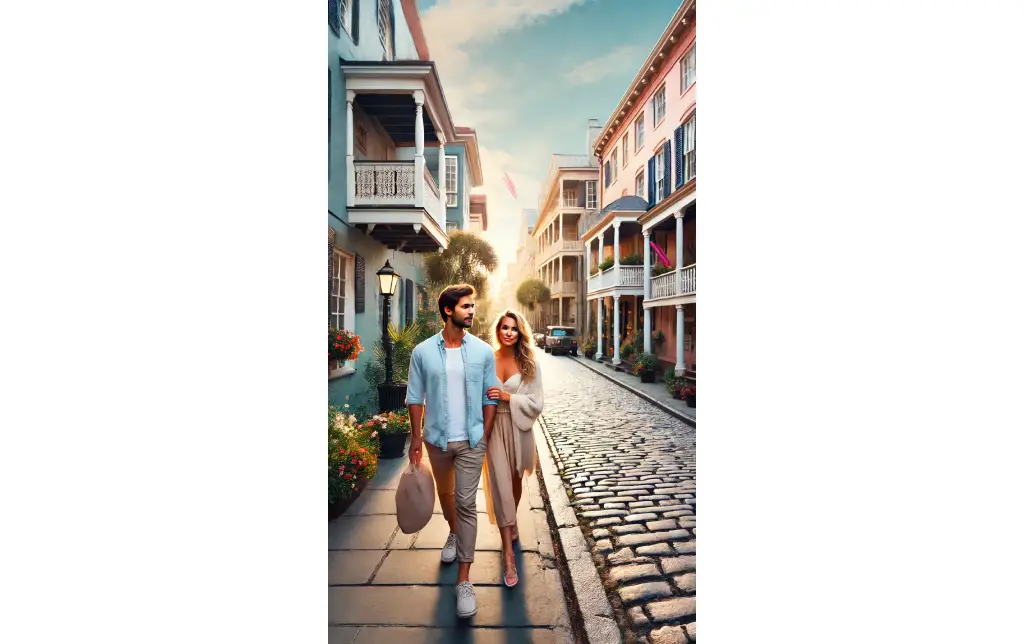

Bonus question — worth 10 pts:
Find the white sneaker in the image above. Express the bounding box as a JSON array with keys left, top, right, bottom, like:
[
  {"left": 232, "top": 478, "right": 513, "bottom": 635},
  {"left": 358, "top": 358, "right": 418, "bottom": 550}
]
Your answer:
[
  {"left": 456, "top": 581, "right": 477, "bottom": 618},
  {"left": 441, "top": 533, "right": 457, "bottom": 564}
]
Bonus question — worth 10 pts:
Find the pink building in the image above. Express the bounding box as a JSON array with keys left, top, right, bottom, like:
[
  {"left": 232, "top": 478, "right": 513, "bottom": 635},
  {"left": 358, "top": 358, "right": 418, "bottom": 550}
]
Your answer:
[{"left": 583, "top": 0, "right": 696, "bottom": 377}]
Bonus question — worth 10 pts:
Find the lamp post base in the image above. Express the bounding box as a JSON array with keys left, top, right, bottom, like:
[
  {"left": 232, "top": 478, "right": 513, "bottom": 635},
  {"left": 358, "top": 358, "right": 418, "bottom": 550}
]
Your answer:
[{"left": 378, "top": 382, "right": 408, "bottom": 414}]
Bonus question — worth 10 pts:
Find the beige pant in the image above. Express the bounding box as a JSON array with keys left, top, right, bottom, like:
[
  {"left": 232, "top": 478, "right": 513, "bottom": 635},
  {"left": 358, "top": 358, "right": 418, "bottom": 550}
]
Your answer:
[{"left": 426, "top": 439, "right": 487, "bottom": 563}]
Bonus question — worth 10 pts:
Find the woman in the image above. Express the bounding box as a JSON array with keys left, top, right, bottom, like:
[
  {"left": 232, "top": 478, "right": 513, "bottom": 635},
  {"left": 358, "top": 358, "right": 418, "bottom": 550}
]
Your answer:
[{"left": 484, "top": 309, "right": 544, "bottom": 589}]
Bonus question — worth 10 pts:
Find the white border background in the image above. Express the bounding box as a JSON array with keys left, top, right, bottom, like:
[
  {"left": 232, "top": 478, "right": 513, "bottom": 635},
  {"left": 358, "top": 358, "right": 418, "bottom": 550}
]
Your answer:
[{"left": 2, "top": 1, "right": 1023, "bottom": 641}]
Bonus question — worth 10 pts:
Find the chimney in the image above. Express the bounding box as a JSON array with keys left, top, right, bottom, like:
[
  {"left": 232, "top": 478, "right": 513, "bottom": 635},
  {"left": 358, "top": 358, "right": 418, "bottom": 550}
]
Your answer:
[{"left": 587, "top": 119, "right": 603, "bottom": 156}]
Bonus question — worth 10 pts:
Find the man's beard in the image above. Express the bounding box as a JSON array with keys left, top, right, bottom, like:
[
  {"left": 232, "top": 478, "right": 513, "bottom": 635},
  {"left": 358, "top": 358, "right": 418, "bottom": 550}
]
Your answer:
[{"left": 454, "top": 314, "right": 474, "bottom": 328}]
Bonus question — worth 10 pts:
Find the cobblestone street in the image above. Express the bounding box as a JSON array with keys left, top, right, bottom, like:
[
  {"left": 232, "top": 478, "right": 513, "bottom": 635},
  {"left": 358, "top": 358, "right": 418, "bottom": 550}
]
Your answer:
[{"left": 538, "top": 353, "right": 697, "bottom": 644}]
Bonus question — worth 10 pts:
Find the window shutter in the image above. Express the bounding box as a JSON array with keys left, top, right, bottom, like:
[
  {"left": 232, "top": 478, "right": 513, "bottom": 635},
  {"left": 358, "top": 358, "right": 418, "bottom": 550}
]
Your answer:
[
  {"left": 663, "top": 139, "right": 672, "bottom": 197},
  {"left": 674, "top": 126, "right": 685, "bottom": 188},
  {"left": 352, "top": 0, "right": 359, "bottom": 43},
  {"left": 354, "top": 254, "right": 365, "bottom": 313},
  {"left": 328, "top": 228, "right": 336, "bottom": 325},
  {"left": 646, "top": 157, "right": 656, "bottom": 206},
  {"left": 604, "top": 161, "right": 611, "bottom": 188},
  {"left": 405, "top": 278, "right": 414, "bottom": 326}
]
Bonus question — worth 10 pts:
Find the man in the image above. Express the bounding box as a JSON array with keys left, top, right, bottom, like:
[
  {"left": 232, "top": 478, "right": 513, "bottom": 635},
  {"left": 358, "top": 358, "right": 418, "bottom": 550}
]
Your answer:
[{"left": 406, "top": 284, "right": 499, "bottom": 619}]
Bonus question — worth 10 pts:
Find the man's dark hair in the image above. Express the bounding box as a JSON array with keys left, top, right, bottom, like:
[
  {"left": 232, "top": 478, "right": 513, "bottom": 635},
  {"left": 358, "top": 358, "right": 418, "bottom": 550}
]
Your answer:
[{"left": 438, "top": 284, "right": 476, "bottom": 322}]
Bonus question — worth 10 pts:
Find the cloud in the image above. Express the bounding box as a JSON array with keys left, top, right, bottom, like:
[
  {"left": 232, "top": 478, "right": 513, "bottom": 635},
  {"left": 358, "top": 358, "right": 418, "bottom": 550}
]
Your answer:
[
  {"left": 565, "top": 45, "right": 646, "bottom": 85},
  {"left": 419, "top": 0, "right": 588, "bottom": 287}
]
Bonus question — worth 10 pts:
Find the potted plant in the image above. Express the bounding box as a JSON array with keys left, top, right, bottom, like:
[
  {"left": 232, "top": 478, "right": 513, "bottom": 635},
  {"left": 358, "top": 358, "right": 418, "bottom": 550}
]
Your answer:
[
  {"left": 583, "top": 337, "right": 596, "bottom": 359},
  {"left": 652, "top": 330, "right": 665, "bottom": 350},
  {"left": 329, "top": 328, "right": 364, "bottom": 371},
  {"left": 681, "top": 381, "right": 696, "bottom": 407},
  {"left": 598, "top": 257, "right": 614, "bottom": 272},
  {"left": 633, "top": 352, "right": 658, "bottom": 383},
  {"left": 360, "top": 410, "right": 412, "bottom": 459},
  {"left": 329, "top": 404, "right": 380, "bottom": 520},
  {"left": 652, "top": 264, "right": 673, "bottom": 277},
  {"left": 619, "top": 253, "right": 643, "bottom": 266}
]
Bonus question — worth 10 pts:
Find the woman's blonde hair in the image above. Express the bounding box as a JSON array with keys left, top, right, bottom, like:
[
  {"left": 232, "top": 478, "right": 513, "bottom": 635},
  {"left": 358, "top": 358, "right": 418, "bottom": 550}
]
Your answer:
[{"left": 492, "top": 309, "right": 537, "bottom": 382}]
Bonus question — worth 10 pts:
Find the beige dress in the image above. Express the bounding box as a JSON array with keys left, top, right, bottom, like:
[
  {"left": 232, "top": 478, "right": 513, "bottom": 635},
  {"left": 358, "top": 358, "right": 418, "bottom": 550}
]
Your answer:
[{"left": 482, "top": 367, "right": 545, "bottom": 527}]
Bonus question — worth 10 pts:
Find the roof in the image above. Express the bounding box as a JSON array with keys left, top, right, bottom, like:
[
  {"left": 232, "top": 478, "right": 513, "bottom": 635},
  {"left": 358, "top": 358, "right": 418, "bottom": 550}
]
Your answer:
[
  {"left": 552, "top": 153, "right": 600, "bottom": 169},
  {"left": 599, "top": 195, "right": 648, "bottom": 217},
  {"left": 452, "top": 128, "right": 484, "bottom": 186},
  {"left": 593, "top": 0, "right": 695, "bottom": 156}
]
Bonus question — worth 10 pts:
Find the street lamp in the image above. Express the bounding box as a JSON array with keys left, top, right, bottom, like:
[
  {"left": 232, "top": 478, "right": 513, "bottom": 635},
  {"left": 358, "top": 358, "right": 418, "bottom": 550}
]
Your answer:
[{"left": 376, "top": 260, "right": 405, "bottom": 413}]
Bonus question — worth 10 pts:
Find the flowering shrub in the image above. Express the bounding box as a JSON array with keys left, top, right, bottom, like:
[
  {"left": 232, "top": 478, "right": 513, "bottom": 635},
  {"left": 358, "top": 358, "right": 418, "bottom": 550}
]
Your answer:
[
  {"left": 357, "top": 409, "right": 412, "bottom": 436},
  {"left": 329, "top": 403, "right": 380, "bottom": 504},
  {"left": 664, "top": 374, "right": 695, "bottom": 400},
  {"left": 633, "top": 352, "right": 657, "bottom": 376},
  {"left": 329, "top": 328, "right": 364, "bottom": 362}
]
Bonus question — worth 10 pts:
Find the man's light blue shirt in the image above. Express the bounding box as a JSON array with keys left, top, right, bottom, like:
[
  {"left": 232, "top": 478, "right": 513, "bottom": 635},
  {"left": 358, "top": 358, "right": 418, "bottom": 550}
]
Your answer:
[{"left": 405, "top": 331, "right": 499, "bottom": 451}]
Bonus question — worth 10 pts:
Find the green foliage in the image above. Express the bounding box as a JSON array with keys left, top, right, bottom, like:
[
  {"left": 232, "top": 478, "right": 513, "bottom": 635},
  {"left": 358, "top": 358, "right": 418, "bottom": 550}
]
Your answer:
[
  {"left": 598, "top": 257, "right": 614, "bottom": 271},
  {"left": 619, "top": 253, "right": 643, "bottom": 266},
  {"left": 362, "top": 321, "right": 421, "bottom": 410},
  {"left": 633, "top": 351, "right": 657, "bottom": 376},
  {"left": 652, "top": 264, "right": 673, "bottom": 276},
  {"left": 652, "top": 330, "right": 666, "bottom": 347},
  {"left": 422, "top": 231, "right": 499, "bottom": 300},
  {"left": 516, "top": 278, "right": 551, "bottom": 311}
]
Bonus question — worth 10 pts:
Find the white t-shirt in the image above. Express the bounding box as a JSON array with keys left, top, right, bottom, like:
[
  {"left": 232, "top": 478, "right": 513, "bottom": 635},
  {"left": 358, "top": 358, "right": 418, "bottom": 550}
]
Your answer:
[{"left": 445, "top": 348, "right": 469, "bottom": 443}]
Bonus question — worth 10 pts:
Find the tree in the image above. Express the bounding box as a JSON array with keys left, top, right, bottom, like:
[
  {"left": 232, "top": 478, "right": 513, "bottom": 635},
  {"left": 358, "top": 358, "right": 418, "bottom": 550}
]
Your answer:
[
  {"left": 516, "top": 278, "right": 551, "bottom": 312},
  {"left": 422, "top": 231, "right": 500, "bottom": 342}
]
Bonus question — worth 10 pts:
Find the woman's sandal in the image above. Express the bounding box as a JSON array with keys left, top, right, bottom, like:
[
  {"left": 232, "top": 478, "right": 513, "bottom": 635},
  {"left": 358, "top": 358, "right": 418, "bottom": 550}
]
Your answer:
[{"left": 503, "top": 556, "right": 519, "bottom": 588}]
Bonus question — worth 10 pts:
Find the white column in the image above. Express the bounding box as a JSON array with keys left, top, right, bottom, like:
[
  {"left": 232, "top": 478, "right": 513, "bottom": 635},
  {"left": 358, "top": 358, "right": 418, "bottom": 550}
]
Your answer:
[
  {"left": 585, "top": 240, "right": 591, "bottom": 286},
  {"left": 437, "top": 139, "right": 447, "bottom": 230},
  {"left": 346, "top": 90, "right": 355, "bottom": 206},
  {"left": 675, "top": 211, "right": 684, "bottom": 295},
  {"left": 559, "top": 212, "right": 564, "bottom": 243},
  {"left": 643, "top": 231, "right": 652, "bottom": 353},
  {"left": 595, "top": 299, "right": 603, "bottom": 360},
  {"left": 613, "top": 221, "right": 621, "bottom": 288},
  {"left": 675, "top": 304, "right": 685, "bottom": 375},
  {"left": 612, "top": 294, "right": 622, "bottom": 365},
  {"left": 413, "top": 90, "right": 425, "bottom": 208}
]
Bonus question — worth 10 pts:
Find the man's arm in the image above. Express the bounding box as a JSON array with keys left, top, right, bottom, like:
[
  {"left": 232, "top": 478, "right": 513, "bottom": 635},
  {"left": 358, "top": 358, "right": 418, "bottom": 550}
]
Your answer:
[
  {"left": 406, "top": 349, "right": 425, "bottom": 465},
  {"left": 482, "top": 349, "right": 498, "bottom": 441}
]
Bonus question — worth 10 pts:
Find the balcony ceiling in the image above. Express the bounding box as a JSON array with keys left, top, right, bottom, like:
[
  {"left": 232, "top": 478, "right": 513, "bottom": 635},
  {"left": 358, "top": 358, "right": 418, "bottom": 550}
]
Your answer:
[{"left": 355, "top": 94, "right": 438, "bottom": 145}]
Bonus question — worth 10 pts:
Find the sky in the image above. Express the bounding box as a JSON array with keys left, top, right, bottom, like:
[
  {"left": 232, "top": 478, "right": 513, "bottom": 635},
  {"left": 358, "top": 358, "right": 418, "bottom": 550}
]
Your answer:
[{"left": 417, "top": 0, "right": 681, "bottom": 287}]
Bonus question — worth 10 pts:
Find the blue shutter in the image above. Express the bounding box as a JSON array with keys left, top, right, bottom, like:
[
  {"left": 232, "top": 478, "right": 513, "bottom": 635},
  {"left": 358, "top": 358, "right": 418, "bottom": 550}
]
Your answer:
[
  {"left": 673, "top": 126, "right": 683, "bottom": 188},
  {"left": 604, "top": 161, "right": 611, "bottom": 188},
  {"left": 646, "top": 156, "right": 656, "bottom": 206},
  {"left": 663, "top": 139, "right": 672, "bottom": 197}
]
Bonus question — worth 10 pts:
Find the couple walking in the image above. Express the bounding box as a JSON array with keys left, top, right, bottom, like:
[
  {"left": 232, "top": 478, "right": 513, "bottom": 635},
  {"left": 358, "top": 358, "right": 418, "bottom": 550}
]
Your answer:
[{"left": 405, "top": 283, "right": 545, "bottom": 619}]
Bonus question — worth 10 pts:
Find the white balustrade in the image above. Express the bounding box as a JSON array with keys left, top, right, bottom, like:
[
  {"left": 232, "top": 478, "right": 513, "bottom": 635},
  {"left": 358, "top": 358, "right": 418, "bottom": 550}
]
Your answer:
[
  {"left": 353, "top": 161, "right": 415, "bottom": 202},
  {"left": 619, "top": 265, "right": 643, "bottom": 287},
  {"left": 649, "top": 264, "right": 697, "bottom": 299}
]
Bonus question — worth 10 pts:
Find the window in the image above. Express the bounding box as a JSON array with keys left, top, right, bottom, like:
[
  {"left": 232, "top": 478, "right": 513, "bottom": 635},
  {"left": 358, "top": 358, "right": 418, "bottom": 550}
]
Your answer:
[
  {"left": 635, "top": 170, "right": 645, "bottom": 198},
  {"left": 563, "top": 189, "right": 577, "bottom": 207},
  {"left": 682, "top": 45, "right": 696, "bottom": 91},
  {"left": 446, "top": 222, "right": 459, "bottom": 234},
  {"left": 683, "top": 114, "right": 696, "bottom": 183},
  {"left": 655, "top": 148, "right": 665, "bottom": 201},
  {"left": 585, "top": 180, "right": 597, "bottom": 209},
  {"left": 445, "top": 155, "right": 458, "bottom": 207},
  {"left": 611, "top": 150, "right": 618, "bottom": 182},
  {"left": 378, "top": 0, "right": 393, "bottom": 60},
  {"left": 634, "top": 113, "right": 645, "bottom": 149},
  {"left": 330, "top": 249, "right": 356, "bottom": 374},
  {"left": 604, "top": 160, "right": 611, "bottom": 187},
  {"left": 652, "top": 86, "right": 667, "bottom": 126},
  {"left": 622, "top": 132, "right": 629, "bottom": 164},
  {"left": 339, "top": 0, "right": 352, "bottom": 35}
]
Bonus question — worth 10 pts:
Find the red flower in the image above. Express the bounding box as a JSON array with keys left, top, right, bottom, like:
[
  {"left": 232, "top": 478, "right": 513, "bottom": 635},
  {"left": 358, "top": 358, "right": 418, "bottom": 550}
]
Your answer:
[{"left": 343, "top": 473, "right": 352, "bottom": 480}]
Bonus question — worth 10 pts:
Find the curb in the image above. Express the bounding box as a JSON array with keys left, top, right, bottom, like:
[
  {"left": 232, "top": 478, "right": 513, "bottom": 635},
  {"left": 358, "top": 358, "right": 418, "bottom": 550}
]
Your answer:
[
  {"left": 534, "top": 416, "right": 623, "bottom": 644},
  {"left": 568, "top": 356, "right": 696, "bottom": 428}
]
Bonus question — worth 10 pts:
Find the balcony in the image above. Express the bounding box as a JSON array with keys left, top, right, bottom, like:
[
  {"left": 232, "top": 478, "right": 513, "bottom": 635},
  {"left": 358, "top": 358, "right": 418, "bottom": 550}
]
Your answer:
[
  {"left": 649, "top": 264, "right": 697, "bottom": 300},
  {"left": 347, "top": 160, "right": 448, "bottom": 251},
  {"left": 549, "top": 280, "right": 580, "bottom": 298},
  {"left": 340, "top": 60, "right": 460, "bottom": 252},
  {"left": 587, "top": 265, "right": 643, "bottom": 294},
  {"left": 537, "top": 238, "right": 583, "bottom": 265}
]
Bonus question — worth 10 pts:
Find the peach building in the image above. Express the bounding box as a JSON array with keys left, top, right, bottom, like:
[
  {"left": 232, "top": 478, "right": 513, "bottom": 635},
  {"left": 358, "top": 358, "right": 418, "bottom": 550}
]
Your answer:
[{"left": 584, "top": 0, "right": 696, "bottom": 377}]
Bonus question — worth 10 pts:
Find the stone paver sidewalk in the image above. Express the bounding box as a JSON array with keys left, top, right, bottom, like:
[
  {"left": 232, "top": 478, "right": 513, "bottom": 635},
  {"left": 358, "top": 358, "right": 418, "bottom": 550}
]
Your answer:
[
  {"left": 329, "top": 440, "right": 573, "bottom": 643},
  {"left": 569, "top": 356, "right": 696, "bottom": 426}
]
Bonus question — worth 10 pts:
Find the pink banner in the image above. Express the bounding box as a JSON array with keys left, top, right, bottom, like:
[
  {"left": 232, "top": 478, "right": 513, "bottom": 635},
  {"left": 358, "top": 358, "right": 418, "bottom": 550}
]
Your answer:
[{"left": 651, "top": 240, "right": 673, "bottom": 268}]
